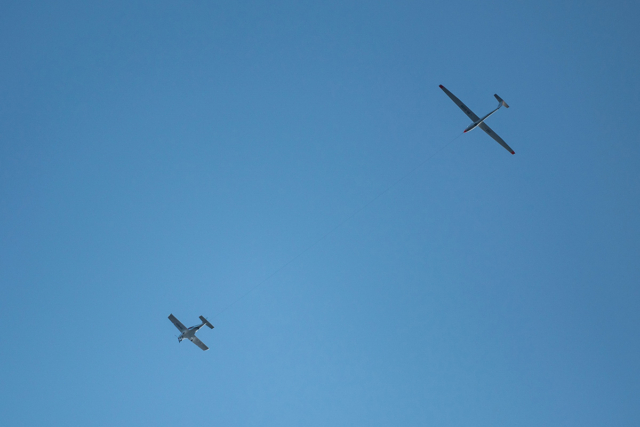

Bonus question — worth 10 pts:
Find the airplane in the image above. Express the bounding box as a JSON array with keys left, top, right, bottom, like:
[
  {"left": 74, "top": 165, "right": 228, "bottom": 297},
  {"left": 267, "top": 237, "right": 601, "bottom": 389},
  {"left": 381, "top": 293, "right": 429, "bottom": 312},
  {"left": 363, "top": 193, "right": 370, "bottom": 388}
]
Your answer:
[
  {"left": 168, "top": 314, "right": 214, "bottom": 351},
  {"left": 439, "top": 84, "right": 515, "bottom": 155}
]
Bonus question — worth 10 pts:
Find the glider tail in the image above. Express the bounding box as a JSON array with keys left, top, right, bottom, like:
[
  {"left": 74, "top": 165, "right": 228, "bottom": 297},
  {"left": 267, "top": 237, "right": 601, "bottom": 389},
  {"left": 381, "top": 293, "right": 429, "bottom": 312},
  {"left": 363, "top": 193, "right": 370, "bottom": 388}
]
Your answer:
[
  {"left": 494, "top": 94, "right": 509, "bottom": 108},
  {"left": 199, "top": 316, "right": 214, "bottom": 329}
]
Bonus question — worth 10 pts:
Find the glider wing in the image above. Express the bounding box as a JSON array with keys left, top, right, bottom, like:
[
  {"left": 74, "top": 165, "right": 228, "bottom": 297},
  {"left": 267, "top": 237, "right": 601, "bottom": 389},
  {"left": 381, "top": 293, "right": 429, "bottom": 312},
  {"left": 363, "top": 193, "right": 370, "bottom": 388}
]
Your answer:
[
  {"left": 479, "top": 122, "right": 515, "bottom": 155},
  {"left": 168, "top": 314, "right": 188, "bottom": 333},
  {"left": 189, "top": 336, "right": 209, "bottom": 351},
  {"left": 439, "top": 85, "right": 480, "bottom": 122}
]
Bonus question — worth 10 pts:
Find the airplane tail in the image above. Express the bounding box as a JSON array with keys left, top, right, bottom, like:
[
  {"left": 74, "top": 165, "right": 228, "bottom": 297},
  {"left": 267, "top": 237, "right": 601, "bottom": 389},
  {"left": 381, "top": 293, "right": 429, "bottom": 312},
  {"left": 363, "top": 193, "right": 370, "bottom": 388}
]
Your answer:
[
  {"left": 199, "top": 316, "right": 214, "bottom": 329},
  {"left": 494, "top": 94, "right": 509, "bottom": 108}
]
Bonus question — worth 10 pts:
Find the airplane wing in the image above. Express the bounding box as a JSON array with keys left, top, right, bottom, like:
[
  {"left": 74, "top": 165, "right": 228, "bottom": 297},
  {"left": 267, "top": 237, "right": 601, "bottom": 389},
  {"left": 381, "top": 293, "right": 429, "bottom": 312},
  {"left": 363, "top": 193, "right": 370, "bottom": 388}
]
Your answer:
[
  {"left": 168, "top": 314, "right": 187, "bottom": 333},
  {"left": 439, "top": 85, "right": 480, "bottom": 122},
  {"left": 479, "top": 122, "right": 515, "bottom": 155},
  {"left": 189, "top": 336, "right": 209, "bottom": 351}
]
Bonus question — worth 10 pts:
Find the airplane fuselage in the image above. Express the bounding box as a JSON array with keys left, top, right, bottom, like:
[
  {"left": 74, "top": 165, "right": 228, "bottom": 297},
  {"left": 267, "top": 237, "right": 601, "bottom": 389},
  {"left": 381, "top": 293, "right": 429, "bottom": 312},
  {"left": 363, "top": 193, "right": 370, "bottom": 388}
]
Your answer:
[{"left": 178, "top": 324, "right": 204, "bottom": 342}]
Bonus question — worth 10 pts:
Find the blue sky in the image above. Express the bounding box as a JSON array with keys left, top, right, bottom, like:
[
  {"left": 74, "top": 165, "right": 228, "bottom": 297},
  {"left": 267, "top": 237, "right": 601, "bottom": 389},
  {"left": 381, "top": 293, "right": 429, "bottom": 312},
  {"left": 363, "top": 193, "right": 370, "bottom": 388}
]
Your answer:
[{"left": 1, "top": 1, "right": 639, "bottom": 426}]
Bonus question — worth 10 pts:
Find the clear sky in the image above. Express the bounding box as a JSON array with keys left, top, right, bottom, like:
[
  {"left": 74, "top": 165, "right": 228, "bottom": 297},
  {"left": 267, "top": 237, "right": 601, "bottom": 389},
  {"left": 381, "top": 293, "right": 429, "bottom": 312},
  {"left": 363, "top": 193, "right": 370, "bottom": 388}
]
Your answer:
[{"left": 1, "top": 1, "right": 639, "bottom": 426}]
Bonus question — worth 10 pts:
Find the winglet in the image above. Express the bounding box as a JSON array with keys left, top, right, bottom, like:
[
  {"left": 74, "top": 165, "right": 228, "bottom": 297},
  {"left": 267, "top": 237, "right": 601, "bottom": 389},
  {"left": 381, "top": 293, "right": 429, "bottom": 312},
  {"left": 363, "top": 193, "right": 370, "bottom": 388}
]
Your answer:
[{"left": 439, "top": 84, "right": 444, "bottom": 89}]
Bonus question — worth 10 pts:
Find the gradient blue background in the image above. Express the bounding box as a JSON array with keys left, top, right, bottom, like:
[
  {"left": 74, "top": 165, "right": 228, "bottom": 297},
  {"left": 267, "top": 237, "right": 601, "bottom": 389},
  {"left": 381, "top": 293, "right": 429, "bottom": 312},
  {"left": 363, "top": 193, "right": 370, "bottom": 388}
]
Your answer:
[{"left": 1, "top": 1, "right": 639, "bottom": 426}]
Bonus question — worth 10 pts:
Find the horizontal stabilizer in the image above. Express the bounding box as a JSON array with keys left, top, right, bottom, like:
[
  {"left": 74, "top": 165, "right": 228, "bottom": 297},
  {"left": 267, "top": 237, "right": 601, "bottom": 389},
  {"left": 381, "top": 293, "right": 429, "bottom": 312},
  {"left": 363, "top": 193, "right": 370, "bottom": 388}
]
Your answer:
[
  {"left": 199, "top": 316, "right": 214, "bottom": 329},
  {"left": 494, "top": 94, "right": 509, "bottom": 108}
]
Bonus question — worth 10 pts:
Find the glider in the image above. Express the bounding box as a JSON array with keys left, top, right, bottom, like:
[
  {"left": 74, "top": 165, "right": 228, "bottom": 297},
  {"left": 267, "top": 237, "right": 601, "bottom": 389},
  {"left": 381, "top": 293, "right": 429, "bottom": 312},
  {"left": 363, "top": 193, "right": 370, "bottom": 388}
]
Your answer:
[
  {"left": 168, "top": 314, "right": 214, "bottom": 351},
  {"left": 439, "top": 85, "right": 515, "bottom": 154}
]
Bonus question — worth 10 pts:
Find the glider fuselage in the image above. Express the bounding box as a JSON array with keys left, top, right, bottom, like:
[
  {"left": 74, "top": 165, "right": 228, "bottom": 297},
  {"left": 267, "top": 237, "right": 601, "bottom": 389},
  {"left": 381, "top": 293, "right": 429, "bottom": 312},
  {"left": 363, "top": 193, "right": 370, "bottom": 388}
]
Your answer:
[{"left": 464, "top": 105, "right": 502, "bottom": 133}]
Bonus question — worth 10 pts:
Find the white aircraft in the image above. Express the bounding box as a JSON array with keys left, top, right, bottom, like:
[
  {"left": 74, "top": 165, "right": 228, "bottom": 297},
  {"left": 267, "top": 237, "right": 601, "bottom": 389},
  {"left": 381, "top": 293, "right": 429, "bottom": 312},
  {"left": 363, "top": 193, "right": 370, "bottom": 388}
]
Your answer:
[
  {"left": 168, "top": 314, "right": 214, "bottom": 351},
  {"left": 439, "top": 85, "right": 515, "bottom": 155}
]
